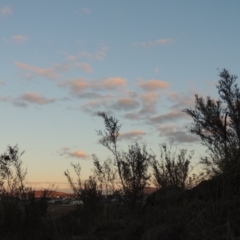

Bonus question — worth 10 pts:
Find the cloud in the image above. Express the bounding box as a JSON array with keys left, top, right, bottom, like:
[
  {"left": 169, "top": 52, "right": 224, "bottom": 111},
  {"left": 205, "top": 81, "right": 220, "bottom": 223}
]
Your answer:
[
  {"left": 81, "top": 98, "right": 110, "bottom": 111},
  {"left": 157, "top": 125, "right": 200, "bottom": 143},
  {"left": 135, "top": 38, "right": 174, "bottom": 47},
  {"left": 60, "top": 147, "right": 88, "bottom": 160},
  {"left": 59, "top": 78, "right": 89, "bottom": 92},
  {"left": 15, "top": 61, "right": 69, "bottom": 80},
  {"left": 119, "top": 130, "right": 147, "bottom": 141},
  {"left": 150, "top": 111, "right": 188, "bottom": 123},
  {"left": 154, "top": 68, "right": 159, "bottom": 73},
  {"left": 79, "top": 47, "right": 108, "bottom": 60},
  {"left": 0, "top": 95, "right": 28, "bottom": 107},
  {"left": 13, "top": 101, "right": 28, "bottom": 108},
  {"left": 77, "top": 92, "right": 103, "bottom": 99},
  {"left": 111, "top": 98, "right": 140, "bottom": 111},
  {"left": 20, "top": 92, "right": 55, "bottom": 105},
  {"left": 102, "top": 77, "right": 126, "bottom": 89},
  {"left": 75, "top": 62, "right": 92, "bottom": 73},
  {"left": 0, "top": 96, "right": 10, "bottom": 102},
  {"left": 138, "top": 91, "right": 160, "bottom": 116},
  {"left": 67, "top": 55, "right": 78, "bottom": 61},
  {"left": 0, "top": 80, "right": 4, "bottom": 85},
  {"left": 60, "top": 77, "right": 126, "bottom": 93},
  {"left": 12, "top": 35, "right": 29, "bottom": 43},
  {"left": 139, "top": 104, "right": 157, "bottom": 115},
  {"left": 0, "top": 6, "right": 12, "bottom": 16},
  {"left": 155, "top": 38, "right": 174, "bottom": 44},
  {"left": 141, "top": 91, "right": 159, "bottom": 103},
  {"left": 68, "top": 150, "right": 88, "bottom": 159},
  {"left": 124, "top": 112, "right": 141, "bottom": 120},
  {"left": 138, "top": 79, "right": 169, "bottom": 91},
  {"left": 167, "top": 91, "right": 196, "bottom": 110}
]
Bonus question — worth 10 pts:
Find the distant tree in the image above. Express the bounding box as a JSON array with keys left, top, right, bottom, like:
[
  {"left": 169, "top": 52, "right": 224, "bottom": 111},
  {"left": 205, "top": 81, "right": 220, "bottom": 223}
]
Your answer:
[
  {"left": 151, "top": 143, "right": 193, "bottom": 190},
  {"left": 183, "top": 69, "right": 240, "bottom": 175}
]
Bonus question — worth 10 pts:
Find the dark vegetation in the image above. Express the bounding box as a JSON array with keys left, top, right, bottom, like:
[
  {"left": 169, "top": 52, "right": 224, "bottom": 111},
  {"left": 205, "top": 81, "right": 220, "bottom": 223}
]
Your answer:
[{"left": 0, "top": 69, "right": 240, "bottom": 240}]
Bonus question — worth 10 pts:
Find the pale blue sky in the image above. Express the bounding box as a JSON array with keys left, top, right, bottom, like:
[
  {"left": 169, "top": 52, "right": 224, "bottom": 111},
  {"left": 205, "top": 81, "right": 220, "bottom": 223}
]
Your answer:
[{"left": 0, "top": 1, "right": 239, "bottom": 191}]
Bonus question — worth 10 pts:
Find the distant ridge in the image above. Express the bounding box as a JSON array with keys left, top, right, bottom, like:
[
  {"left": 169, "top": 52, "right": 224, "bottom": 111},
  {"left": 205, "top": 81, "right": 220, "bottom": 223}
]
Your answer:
[{"left": 34, "top": 190, "right": 74, "bottom": 198}]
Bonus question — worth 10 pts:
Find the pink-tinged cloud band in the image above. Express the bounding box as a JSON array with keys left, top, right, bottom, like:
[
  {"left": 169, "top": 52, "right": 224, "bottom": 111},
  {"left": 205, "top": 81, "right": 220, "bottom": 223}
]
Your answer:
[
  {"left": 150, "top": 111, "right": 188, "bottom": 123},
  {"left": 138, "top": 79, "right": 169, "bottom": 91},
  {"left": 12, "top": 35, "right": 29, "bottom": 43},
  {"left": 157, "top": 125, "right": 200, "bottom": 143},
  {"left": 75, "top": 62, "right": 92, "bottom": 73},
  {"left": 155, "top": 38, "right": 174, "bottom": 44},
  {"left": 68, "top": 150, "right": 88, "bottom": 159},
  {"left": 141, "top": 91, "right": 159, "bottom": 103},
  {"left": 119, "top": 130, "right": 146, "bottom": 141},
  {"left": 79, "top": 47, "right": 108, "bottom": 60},
  {"left": 112, "top": 98, "right": 140, "bottom": 111},
  {"left": 103, "top": 77, "right": 126, "bottom": 89},
  {"left": 60, "top": 147, "right": 88, "bottom": 160},
  {"left": 61, "top": 77, "right": 126, "bottom": 93},
  {"left": 0, "top": 6, "right": 12, "bottom": 16},
  {"left": 15, "top": 61, "right": 66, "bottom": 80},
  {"left": 20, "top": 92, "right": 55, "bottom": 105}
]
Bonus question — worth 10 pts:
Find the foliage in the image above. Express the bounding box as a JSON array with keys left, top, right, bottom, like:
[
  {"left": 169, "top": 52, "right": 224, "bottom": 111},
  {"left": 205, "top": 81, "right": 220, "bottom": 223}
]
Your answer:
[
  {"left": 183, "top": 69, "right": 240, "bottom": 175},
  {"left": 0, "top": 145, "right": 27, "bottom": 196},
  {"left": 64, "top": 163, "right": 102, "bottom": 212},
  {"left": 97, "top": 112, "right": 152, "bottom": 209},
  {"left": 120, "top": 143, "right": 151, "bottom": 207},
  {"left": 151, "top": 143, "right": 193, "bottom": 190},
  {"left": 93, "top": 154, "right": 118, "bottom": 195}
]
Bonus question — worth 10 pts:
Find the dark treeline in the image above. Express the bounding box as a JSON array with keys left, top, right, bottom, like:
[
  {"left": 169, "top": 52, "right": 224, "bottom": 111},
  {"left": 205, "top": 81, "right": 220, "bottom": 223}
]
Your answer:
[{"left": 0, "top": 69, "right": 240, "bottom": 240}]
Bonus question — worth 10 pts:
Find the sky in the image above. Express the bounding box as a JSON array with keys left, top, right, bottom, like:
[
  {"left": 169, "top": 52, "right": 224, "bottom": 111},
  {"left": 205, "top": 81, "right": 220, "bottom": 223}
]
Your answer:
[{"left": 0, "top": 0, "right": 240, "bottom": 192}]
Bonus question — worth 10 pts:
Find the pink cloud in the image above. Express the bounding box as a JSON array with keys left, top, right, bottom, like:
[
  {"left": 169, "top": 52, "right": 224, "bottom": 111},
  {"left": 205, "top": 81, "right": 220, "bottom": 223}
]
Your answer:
[
  {"left": 60, "top": 147, "right": 88, "bottom": 160},
  {"left": 0, "top": 6, "right": 12, "bottom": 16},
  {"left": 155, "top": 38, "right": 174, "bottom": 44},
  {"left": 79, "top": 47, "right": 108, "bottom": 60},
  {"left": 141, "top": 91, "right": 159, "bottom": 103},
  {"left": 12, "top": 35, "right": 29, "bottom": 43},
  {"left": 75, "top": 62, "right": 92, "bottom": 73},
  {"left": 60, "top": 77, "right": 126, "bottom": 94},
  {"left": 112, "top": 98, "right": 140, "bottom": 111},
  {"left": 157, "top": 124, "right": 199, "bottom": 143},
  {"left": 68, "top": 150, "right": 88, "bottom": 159},
  {"left": 167, "top": 91, "right": 196, "bottom": 110},
  {"left": 103, "top": 77, "right": 126, "bottom": 89},
  {"left": 67, "top": 55, "right": 78, "bottom": 61},
  {"left": 150, "top": 111, "right": 188, "bottom": 123},
  {"left": 15, "top": 61, "right": 67, "bottom": 80},
  {"left": 119, "top": 130, "right": 147, "bottom": 141},
  {"left": 138, "top": 79, "right": 169, "bottom": 91},
  {"left": 60, "top": 79, "right": 89, "bottom": 92},
  {"left": 20, "top": 92, "right": 55, "bottom": 105}
]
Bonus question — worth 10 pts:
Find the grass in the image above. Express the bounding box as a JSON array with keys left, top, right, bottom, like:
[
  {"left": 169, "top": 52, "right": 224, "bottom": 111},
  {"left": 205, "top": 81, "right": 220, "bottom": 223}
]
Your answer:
[{"left": 1, "top": 172, "right": 240, "bottom": 240}]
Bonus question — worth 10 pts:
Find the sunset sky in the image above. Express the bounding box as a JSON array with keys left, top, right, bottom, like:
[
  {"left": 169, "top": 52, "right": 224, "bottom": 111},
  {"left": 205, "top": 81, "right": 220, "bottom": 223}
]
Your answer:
[{"left": 1, "top": 1, "right": 240, "bottom": 192}]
